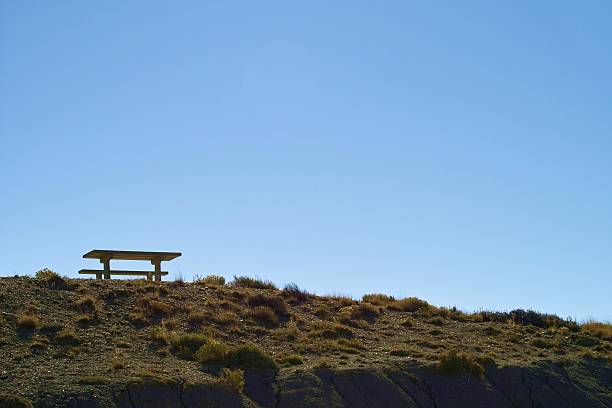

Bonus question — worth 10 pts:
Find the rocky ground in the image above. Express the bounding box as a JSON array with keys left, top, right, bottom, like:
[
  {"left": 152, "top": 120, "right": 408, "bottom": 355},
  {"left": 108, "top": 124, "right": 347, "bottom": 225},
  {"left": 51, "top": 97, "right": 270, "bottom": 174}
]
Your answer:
[{"left": 0, "top": 274, "right": 610, "bottom": 407}]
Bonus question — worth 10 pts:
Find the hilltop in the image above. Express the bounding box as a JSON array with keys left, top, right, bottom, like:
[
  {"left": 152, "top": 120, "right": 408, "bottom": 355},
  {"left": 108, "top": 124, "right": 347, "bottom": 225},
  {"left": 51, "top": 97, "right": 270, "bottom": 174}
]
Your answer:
[{"left": 0, "top": 272, "right": 610, "bottom": 407}]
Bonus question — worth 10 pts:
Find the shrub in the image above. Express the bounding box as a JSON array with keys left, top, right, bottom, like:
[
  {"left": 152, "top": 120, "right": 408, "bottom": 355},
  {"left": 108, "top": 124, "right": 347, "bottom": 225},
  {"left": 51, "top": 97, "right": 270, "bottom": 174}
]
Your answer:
[
  {"left": 167, "top": 333, "right": 209, "bottom": 359},
  {"left": 581, "top": 321, "right": 612, "bottom": 340},
  {"left": 251, "top": 306, "right": 279, "bottom": 326},
  {"left": 314, "top": 305, "right": 331, "bottom": 319},
  {"left": 135, "top": 297, "right": 175, "bottom": 319},
  {"left": 187, "top": 311, "right": 207, "bottom": 326},
  {"left": 510, "top": 309, "right": 579, "bottom": 332},
  {"left": 232, "top": 276, "right": 276, "bottom": 290},
  {"left": 362, "top": 293, "right": 395, "bottom": 306},
  {"left": 79, "top": 376, "right": 108, "bottom": 385},
  {"left": 436, "top": 350, "right": 484, "bottom": 377},
  {"left": 341, "top": 303, "right": 381, "bottom": 321},
  {"left": 35, "top": 268, "right": 68, "bottom": 289},
  {"left": 428, "top": 317, "right": 445, "bottom": 326},
  {"left": 309, "top": 322, "right": 354, "bottom": 339},
  {"left": 217, "top": 368, "right": 244, "bottom": 392},
  {"left": 196, "top": 340, "right": 232, "bottom": 364},
  {"left": 16, "top": 314, "right": 39, "bottom": 331},
  {"left": 281, "top": 283, "right": 312, "bottom": 302},
  {"left": 278, "top": 354, "right": 304, "bottom": 366},
  {"left": 0, "top": 394, "right": 34, "bottom": 408},
  {"left": 56, "top": 330, "right": 80, "bottom": 346},
  {"left": 195, "top": 275, "right": 226, "bottom": 286},
  {"left": 215, "top": 312, "right": 240, "bottom": 326},
  {"left": 75, "top": 295, "right": 98, "bottom": 315},
  {"left": 196, "top": 342, "right": 278, "bottom": 370},
  {"left": 247, "top": 294, "right": 287, "bottom": 316},
  {"left": 387, "top": 297, "right": 429, "bottom": 312}
]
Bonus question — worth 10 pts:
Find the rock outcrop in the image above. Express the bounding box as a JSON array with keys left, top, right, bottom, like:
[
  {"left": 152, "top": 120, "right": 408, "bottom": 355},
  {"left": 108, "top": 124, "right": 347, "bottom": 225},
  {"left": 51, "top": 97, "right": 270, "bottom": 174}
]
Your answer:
[{"left": 32, "top": 358, "right": 611, "bottom": 408}]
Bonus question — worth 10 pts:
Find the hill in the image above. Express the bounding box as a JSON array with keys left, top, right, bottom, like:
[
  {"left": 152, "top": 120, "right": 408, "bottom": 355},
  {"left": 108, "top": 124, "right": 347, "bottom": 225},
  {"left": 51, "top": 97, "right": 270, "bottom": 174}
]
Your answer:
[{"left": 0, "top": 273, "right": 610, "bottom": 407}]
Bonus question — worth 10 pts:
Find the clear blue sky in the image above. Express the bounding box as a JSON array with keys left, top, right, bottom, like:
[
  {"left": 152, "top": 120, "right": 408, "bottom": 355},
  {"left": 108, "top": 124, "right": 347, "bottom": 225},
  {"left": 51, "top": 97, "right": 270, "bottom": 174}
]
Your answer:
[{"left": 1, "top": 2, "right": 611, "bottom": 321}]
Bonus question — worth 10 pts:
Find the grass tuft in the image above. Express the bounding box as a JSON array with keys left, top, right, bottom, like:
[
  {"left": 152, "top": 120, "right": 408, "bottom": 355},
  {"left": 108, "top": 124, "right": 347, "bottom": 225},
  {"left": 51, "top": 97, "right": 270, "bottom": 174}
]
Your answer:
[
  {"left": 232, "top": 276, "right": 276, "bottom": 290},
  {"left": 436, "top": 350, "right": 484, "bottom": 377}
]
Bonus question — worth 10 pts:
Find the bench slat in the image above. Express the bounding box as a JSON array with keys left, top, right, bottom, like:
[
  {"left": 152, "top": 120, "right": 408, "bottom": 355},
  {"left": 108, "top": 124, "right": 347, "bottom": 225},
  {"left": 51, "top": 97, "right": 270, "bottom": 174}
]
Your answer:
[{"left": 78, "top": 269, "right": 169, "bottom": 276}]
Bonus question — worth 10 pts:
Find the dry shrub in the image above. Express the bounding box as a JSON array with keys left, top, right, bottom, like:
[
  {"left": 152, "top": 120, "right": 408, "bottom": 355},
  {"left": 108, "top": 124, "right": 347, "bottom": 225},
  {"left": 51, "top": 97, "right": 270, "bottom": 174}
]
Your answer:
[
  {"left": 314, "top": 305, "right": 331, "bottom": 319},
  {"left": 247, "top": 294, "right": 287, "bottom": 316},
  {"left": 195, "top": 275, "right": 226, "bottom": 286},
  {"left": 56, "top": 329, "right": 80, "bottom": 346},
  {"left": 277, "top": 354, "right": 304, "bottom": 366},
  {"left": 309, "top": 322, "right": 354, "bottom": 339},
  {"left": 35, "top": 268, "right": 69, "bottom": 289},
  {"left": 187, "top": 311, "right": 207, "bottom": 326},
  {"left": 232, "top": 276, "right": 276, "bottom": 290},
  {"left": 362, "top": 293, "right": 395, "bottom": 306},
  {"left": 436, "top": 350, "right": 484, "bottom": 377},
  {"left": 195, "top": 342, "right": 278, "bottom": 370},
  {"left": 251, "top": 306, "right": 279, "bottom": 326},
  {"left": 215, "top": 312, "right": 240, "bottom": 326},
  {"left": 387, "top": 297, "right": 429, "bottom": 312},
  {"left": 581, "top": 321, "right": 612, "bottom": 340},
  {"left": 281, "top": 283, "right": 312, "bottom": 303},
  {"left": 17, "top": 314, "right": 39, "bottom": 331},
  {"left": 341, "top": 303, "right": 381, "bottom": 322},
  {"left": 135, "top": 296, "right": 175, "bottom": 319},
  {"left": 217, "top": 368, "right": 244, "bottom": 392},
  {"left": 75, "top": 295, "right": 98, "bottom": 315}
]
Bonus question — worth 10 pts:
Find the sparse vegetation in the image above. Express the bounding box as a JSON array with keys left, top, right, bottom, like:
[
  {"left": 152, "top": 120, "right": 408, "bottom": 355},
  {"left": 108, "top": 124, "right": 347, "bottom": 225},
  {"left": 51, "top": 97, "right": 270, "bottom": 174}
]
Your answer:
[
  {"left": 436, "top": 350, "right": 485, "bottom": 377},
  {"left": 251, "top": 306, "right": 279, "bottom": 326},
  {"left": 196, "top": 341, "right": 278, "bottom": 370},
  {"left": 232, "top": 276, "right": 276, "bottom": 290},
  {"left": 0, "top": 394, "right": 34, "bottom": 408},
  {"left": 387, "top": 297, "right": 430, "bottom": 312},
  {"left": 194, "top": 275, "right": 226, "bottom": 286},
  {"left": 16, "top": 314, "right": 39, "bottom": 331},
  {"left": 247, "top": 293, "right": 287, "bottom": 316},
  {"left": 217, "top": 368, "right": 244, "bottom": 392},
  {"left": 362, "top": 293, "right": 395, "bottom": 305},
  {"left": 581, "top": 321, "right": 612, "bottom": 340}
]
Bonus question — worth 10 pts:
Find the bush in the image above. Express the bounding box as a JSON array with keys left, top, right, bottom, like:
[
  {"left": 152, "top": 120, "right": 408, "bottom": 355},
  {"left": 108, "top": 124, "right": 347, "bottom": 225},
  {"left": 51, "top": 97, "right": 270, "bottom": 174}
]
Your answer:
[
  {"left": 57, "top": 330, "right": 80, "bottom": 346},
  {"left": 35, "top": 268, "right": 68, "bottom": 289},
  {"left": 581, "top": 321, "right": 612, "bottom": 340},
  {"left": 217, "top": 368, "right": 244, "bottom": 392},
  {"left": 195, "top": 275, "right": 226, "bottom": 286},
  {"left": 16, "top": 314, "right": 39, "bottom": 331},
  {"left": 341, "top": 303, "right": 381, "bottom": 321},
  {"left": 251, "top": 306, "right": 279, "bottom": 326},
  {"left": 187, "top": 311, "right": 207, "bottom": 326},
  {"left": 232, "top": 276, "right": 276, "bottom": 290},
  {"left": 387, "top": 297, "right": 429, "bottom": 312},
  {"left": 0, "top": 394, "right": 34, "bottom": 408},
  {"left": 278, "top": 354, "right": 304, "bottom": 366},
  {"left": 510, "top": 309, "right": 579, "bottom": 332},
  {"left": 167, "top": 333, "right": 209, "bottom": 359},
  {"left": 362, "top": 293, "right": 395, "bottom": 305},
  {"left": 75, "top": 295, "right": 98, "bottom": 315},
  {"left": 436, "top": 350, "right": 484, "bottom": 377},
  {"left": 247, "top": 294, "right": 287, "bottom": 316},
  {"left": 309, "top": 322, "right": 354, "bottom": 339},
  {"left": 196, "top": 342, "right": 278, "bottom": 370},
  {"left": 281, "top": 283, "right": 312, "bottom": 302},
  {"left": 135, "top": 297, "right": 175, "bottom": 319}
]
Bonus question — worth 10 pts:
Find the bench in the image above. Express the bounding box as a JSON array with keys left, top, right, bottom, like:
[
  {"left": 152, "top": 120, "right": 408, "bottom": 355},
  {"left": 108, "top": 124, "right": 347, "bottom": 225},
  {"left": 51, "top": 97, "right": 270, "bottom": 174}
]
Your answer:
[{"left": 78, "top": 249, "right": 181, "bottom": 281}]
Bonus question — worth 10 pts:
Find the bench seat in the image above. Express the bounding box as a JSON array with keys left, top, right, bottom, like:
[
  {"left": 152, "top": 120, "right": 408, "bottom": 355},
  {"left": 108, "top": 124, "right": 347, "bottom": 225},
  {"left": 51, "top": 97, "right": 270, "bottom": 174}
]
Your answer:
[{"left": 78, "top": 269, "right": 169, "bottom": 280}]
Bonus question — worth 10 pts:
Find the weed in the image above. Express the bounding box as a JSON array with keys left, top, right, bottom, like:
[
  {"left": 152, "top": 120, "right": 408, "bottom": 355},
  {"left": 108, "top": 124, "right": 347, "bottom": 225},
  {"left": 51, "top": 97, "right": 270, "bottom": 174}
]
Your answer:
[
  {"left": 187, "top": 311, "right": 207, "bottom": 326},
  {"left": 35, "top": 268, "right": 68, "bottom": 290},
  {"left": 281, "top": 283, "right": 312, "bottom": 302},
  {"left": 217, "top": 368, "right": 244, "bottom": 392},
  {"left": 75, "top": 295, "right": 98, "bottom": 315},
  {"left": 196, "top": 342, "right": 278, "bottom": 370},
  {"left": 57, "top": 330, "right": 80, "bottom": 346}
]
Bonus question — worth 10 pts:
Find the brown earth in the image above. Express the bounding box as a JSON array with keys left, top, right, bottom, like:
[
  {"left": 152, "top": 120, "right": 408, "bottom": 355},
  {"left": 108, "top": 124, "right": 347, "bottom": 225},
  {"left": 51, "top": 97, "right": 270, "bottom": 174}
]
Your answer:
[{"left": 0, "top": 276, "right": 610, "bottom": 407}]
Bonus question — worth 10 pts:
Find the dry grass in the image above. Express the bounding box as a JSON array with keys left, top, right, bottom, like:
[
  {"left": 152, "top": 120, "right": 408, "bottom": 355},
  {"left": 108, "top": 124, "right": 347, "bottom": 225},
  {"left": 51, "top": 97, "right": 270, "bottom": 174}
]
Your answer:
[
  {"left": 251, "top": 306, "right": 279, "bottom": 326},
  {"left": 75, "top": 295, "right": 98, "bottom": 315},
  {"left": 16, "top": 314, "right": 39, "bottom": 331},
  {"left": 362, "top": 293, "right": 395, "bottom": 306},
  {"left": 387, "top": 297, "right": 430, "bottom": 312},
  {"left": 186, "top": 311, "right": 207, "bottom": 326},
  {"left": 247, "top": 293, "right": 287, "bottom": 316},
  {"left": 217, "top": 368, "right": 244, "bottom": 392},
  {"left": 194, "top": 275, "right": 226, "bottom": 286},
  {"left": 436, "top": 350, "right": 485, "bottom": 377},
  {"left": 231, "top": 276, "right": 276, "bottom": 290},
  {"left": 581, "top": 321, "right": 612, "bottom": 340}
]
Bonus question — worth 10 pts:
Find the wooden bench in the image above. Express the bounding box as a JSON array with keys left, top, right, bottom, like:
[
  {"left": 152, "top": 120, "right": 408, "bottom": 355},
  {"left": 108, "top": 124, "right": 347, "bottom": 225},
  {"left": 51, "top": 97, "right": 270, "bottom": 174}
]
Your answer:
[{"left": 78, "top": 249, "right": 181, "bottom": 281}]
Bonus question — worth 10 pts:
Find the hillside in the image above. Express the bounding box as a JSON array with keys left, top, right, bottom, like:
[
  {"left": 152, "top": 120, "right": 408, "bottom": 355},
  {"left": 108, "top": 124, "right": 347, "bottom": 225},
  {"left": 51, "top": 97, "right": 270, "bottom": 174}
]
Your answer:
[{"left": 0, "top": 273, "right": 610, "bottom": 408}]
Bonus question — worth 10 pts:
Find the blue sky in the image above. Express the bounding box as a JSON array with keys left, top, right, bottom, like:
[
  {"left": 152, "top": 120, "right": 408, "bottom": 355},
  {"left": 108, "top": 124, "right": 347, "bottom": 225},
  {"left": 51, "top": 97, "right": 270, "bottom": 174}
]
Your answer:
[{"left": 1, "top": 2, "right": 611, "bottom": 321}]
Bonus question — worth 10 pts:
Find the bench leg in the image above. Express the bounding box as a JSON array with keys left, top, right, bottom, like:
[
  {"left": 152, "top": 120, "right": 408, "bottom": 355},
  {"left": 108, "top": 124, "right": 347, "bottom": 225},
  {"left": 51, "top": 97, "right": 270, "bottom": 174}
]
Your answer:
[
  {"left": 101, "top": 257, "right": 111, "bottom": 279},
  {"left": 147, "top": 272, "right": 153, "bottom": 281},
  {"left": 96, "top": 273, "right": 102, "bottom": 280},
  {"left": 152, "top": 259, "right": 162, "bottom": 281}
]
